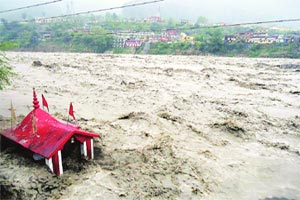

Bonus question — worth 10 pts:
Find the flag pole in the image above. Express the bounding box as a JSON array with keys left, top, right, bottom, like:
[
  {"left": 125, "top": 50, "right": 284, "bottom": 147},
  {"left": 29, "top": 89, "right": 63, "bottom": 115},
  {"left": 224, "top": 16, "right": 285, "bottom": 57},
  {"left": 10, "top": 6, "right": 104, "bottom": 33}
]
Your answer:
[
  {"left": 10, "top": 101, "right": 12, "bottom": 129},
  {"left": 10, "top": 100, "right": 17, "bottom": 130},
  {"left": 67, "top": 102, "right": 70, "bottom": 126}
]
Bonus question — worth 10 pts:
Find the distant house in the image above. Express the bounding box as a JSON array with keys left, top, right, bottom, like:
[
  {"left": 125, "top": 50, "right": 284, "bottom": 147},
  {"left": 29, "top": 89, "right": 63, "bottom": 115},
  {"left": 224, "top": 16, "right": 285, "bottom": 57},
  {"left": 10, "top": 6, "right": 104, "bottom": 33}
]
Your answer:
[
  {"left": 276, "top": 35, "right": 285, "bottom": 43},
  {"left": 237, "top": 31, "right": 254, "bottom": 41},
  {"left": 225, "top": 29, "right": 300, "bottom": 44},
  {"left": 248, "top": 32, "right": 277, "bottom": 44},
  {"left": 73, "top": 25, "right": 91, "bottom": 34},
  {"left": 145, "top": 16, "right": 163, "bottom": 23},
  {"left": 224, "top": 35, "right": 237, "bottom": 43},
  {"left": 295, "top": 36, "right": 300, "bottom": 43},
  {"left": 166, "top": 29, "right": 179, "bottom": 36},
  {"left": 163, "top": 29, "right": 180, "bottom": 42},
  {"left": 35, "top": 17, "right": 68, "bottom": 24},
  {"left": 215, "top": 22, "right": 227, "bottom": 26},
  {"left": 147, "top": 29, "right": 183, "bottom": 43},
  {"left": 39, "top": 31, "right": 52, "bottom": 41},
  {"left": 113, "top": 37, "right": 126, "bottom": 48},
  {"left": 139, "top": 31, "right": 155, "bottom": 42},
  {"left": 289, "top": 32, "right": 300, "bottom": 43},
  {"left": 246, "top": 31, "right": 277, "bottom": 44},
  {"left": 149, "top": 36, "right": 160, "bottom": 43},
  {"left": 113, "top": 31, "right": 156, "bottom": 47},
  {"left": 125, "top": 39, "right": 142, "bottom": 48},
  {"left": 181, "top": 33, "right": 194, "bottom": 43},
  {"left": 159, "top": 36, "right": 169, "bottom": 43},
  {"left": 35, "top": 17, "right": 51, "bottom": 23},
  {"left": 180, "top": 19, "right": 192, "bottom": 25},
  {"left": 123, "top": 18, "right": 139, "bottom": 23}
]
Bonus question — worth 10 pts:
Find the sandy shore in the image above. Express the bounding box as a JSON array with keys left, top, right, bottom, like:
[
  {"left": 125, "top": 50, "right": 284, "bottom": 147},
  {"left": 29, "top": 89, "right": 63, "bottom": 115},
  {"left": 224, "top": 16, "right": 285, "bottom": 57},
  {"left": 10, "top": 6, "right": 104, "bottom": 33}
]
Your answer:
[{"left": 1, "top": 52, "right": 300, "bottom": 200}]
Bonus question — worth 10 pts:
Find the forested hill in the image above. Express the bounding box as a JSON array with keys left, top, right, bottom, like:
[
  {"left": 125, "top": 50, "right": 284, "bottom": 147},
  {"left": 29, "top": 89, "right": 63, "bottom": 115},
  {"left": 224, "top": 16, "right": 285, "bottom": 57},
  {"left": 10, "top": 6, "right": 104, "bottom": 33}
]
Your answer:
[{"left": 0, "top": 14, "right": 299, "bottom": 58}]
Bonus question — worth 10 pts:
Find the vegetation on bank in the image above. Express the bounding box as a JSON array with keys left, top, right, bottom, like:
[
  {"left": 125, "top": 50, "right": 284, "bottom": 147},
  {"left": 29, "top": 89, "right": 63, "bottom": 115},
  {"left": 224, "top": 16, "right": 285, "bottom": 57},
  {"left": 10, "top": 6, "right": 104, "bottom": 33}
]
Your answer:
[
  {"left": 0, "top": 43, "right": 15, "bottom": 90},
  {"left": 150, "top": 40, "right": 300, "bottom": 58},
  {"left": 0, "top": 15, "right": 299, "bottom": 58}
]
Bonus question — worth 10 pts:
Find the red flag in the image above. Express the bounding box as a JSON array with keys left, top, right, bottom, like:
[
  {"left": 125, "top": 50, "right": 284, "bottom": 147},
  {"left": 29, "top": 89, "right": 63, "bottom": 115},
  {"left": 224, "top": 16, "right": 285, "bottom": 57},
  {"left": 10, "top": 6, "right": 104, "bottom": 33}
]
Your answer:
[
  {"left": 69, "top": 102, "right": 75, "bottom": 120},
  {"left": 42, "top": 94, "right": 49, "bottom": 112}
]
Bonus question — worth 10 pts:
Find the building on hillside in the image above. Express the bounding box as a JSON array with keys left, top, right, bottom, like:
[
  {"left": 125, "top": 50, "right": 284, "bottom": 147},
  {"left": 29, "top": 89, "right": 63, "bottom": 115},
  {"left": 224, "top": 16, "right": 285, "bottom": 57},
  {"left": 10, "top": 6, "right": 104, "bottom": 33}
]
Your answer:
[
  {"left": 224, "top": 35, "right": 238, "bottom": 43},
  {"left": 161, "top": 29, "right": 180, "bottom": 42},
  {"left": 38, "top": 31, "right": 52, "bottom": 41},
  {"left": 145, "top": 16, "right": 163, "bottom": 23},
  {"left": 159, "top": 36, "right": 169, "bottom": 43},
  {"left": 236, "top": 31, "right": 254, "bottom": 42},
  {"left": 276, "top": 35, "right": 285, "bottom": 43},
  {"left": 138, "top": 31, "right": 156, "bottom": 42},
  {"left": 180, "top": 19, "right": 194, "bottom": 25},
  {"left": 224, "top": 30, "right": 293, "bottom": 44},
  {"left": 113, "top": 37, "right": 126, "bottom": 48},
  {"left": 73, "top": 25, "right": 91, "bottom": 34},
  {"left": 113, "top": 31, "right": 156, "bottom": 47},
  {"left": 247, "top": 32, "right": 277, "bottom": 44},
  {"left": 181, "top": 33, "right": 194, "bottom": 43},
  {"left": 149, "top": 36, "right": 160, "bottom": 43},
  {"left": 289, "top": 32, "right": 300, "bottom": 43},
  {"left": 35, "top": 17, "right": 69, "bottom": 24},
  {"left": 125, "top": 39, "right": 142, "bottom": 48}
]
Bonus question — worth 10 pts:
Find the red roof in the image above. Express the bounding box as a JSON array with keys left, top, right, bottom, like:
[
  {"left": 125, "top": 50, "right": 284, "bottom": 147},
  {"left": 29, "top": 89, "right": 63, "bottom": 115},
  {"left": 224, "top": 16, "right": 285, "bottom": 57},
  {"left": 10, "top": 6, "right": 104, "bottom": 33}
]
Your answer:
[{"left": 1, "top": 107, "right": 99, "bottom": 159}]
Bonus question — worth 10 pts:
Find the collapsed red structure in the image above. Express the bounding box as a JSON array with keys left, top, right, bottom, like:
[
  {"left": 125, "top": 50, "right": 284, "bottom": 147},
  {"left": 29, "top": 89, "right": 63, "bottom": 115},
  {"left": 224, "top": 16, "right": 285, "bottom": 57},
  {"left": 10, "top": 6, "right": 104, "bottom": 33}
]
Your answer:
[{"left": 0, "top": 89, "right": 100, "bottom": 176}]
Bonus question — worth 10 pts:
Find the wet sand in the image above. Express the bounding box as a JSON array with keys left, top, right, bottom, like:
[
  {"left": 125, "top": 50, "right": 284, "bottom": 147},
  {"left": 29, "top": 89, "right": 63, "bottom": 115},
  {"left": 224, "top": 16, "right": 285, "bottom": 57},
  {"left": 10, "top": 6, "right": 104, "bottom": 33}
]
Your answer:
[{"left": 1, "top": 52, "right": 300, "bottom": 200}]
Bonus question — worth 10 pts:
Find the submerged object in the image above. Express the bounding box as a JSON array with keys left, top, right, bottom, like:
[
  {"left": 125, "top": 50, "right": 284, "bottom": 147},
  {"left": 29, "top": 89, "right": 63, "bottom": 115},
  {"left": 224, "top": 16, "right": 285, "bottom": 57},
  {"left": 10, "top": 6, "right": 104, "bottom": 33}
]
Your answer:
[{"left": 0, "top": 88, "right": 100, "bottom": 176}]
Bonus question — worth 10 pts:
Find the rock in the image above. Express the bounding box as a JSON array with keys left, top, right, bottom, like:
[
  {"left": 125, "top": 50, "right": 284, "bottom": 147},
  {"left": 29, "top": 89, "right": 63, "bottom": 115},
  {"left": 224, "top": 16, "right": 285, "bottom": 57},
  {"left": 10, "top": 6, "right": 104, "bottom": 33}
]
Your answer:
[
  {"left": 32, "top": 61, "right": 42, "bottom": 67},
  {"left": 119, "top": 192, "right": 126, "bottom": 197}
]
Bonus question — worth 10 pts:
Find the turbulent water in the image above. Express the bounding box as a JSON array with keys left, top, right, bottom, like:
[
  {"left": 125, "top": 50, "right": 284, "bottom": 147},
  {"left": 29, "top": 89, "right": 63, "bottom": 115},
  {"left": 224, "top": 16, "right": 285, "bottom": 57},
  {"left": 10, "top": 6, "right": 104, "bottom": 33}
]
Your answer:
[{"left": 1, "top": 52, "right": 300, "bottom": 200}]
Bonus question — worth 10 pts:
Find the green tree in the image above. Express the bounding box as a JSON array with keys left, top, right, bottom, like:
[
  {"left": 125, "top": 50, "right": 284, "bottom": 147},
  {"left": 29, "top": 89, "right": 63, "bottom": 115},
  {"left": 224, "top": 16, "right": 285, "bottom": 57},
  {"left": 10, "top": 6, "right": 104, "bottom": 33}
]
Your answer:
[
  {"left": 0, "top": 43, "right": 15, "bottom": 90},
  {"left": 167, "top": 18, "right": 177, "bottom": 29},
  {"left": 195, "top": 28, "right": 225, "bottom": 54},
  {"left": 196, "top": 16, "right": 208, "bottom": 25},
  {"left": 150, "top": 22, "right": 163, "bottom": 31},
  {"left": 207, "top": 28, "right": 224, "bottom": 53},
  {"left": 22, "top": 13, "right": 27, "bottom": 20}
]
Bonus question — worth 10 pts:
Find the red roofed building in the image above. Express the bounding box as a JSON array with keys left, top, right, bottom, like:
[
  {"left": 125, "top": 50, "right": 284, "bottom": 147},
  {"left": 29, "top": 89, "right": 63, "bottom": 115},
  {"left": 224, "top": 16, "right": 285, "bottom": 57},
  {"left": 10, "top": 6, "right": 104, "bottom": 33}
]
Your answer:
[{"left": 0, "top": 89, "right": 100, "bottom": 176}]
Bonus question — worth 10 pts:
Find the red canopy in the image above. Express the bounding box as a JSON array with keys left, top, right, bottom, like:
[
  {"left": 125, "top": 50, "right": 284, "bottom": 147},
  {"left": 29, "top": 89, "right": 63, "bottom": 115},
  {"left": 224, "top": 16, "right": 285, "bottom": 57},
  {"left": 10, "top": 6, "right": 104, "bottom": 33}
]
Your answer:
[{"left": 1, "top": 103, "right": 99, "bottom": 159}]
